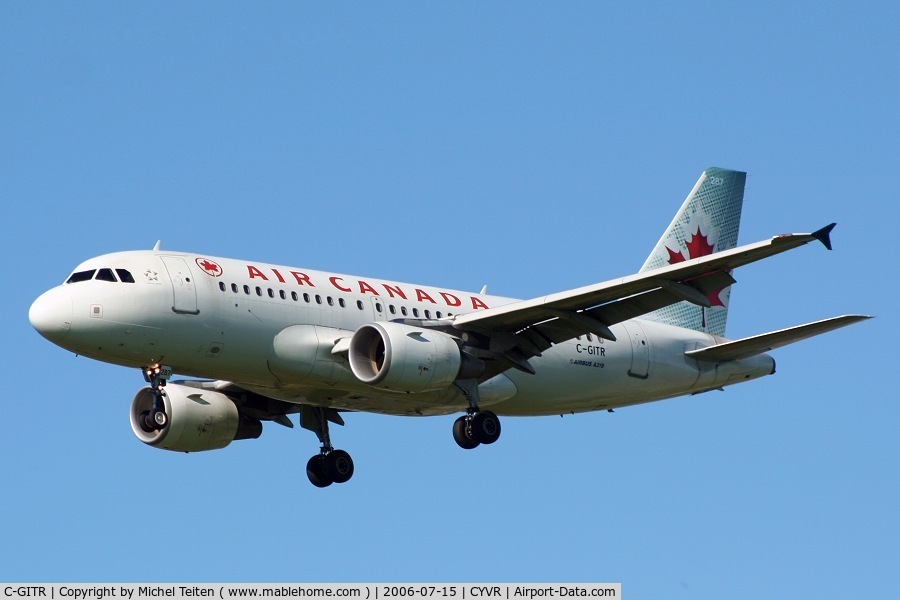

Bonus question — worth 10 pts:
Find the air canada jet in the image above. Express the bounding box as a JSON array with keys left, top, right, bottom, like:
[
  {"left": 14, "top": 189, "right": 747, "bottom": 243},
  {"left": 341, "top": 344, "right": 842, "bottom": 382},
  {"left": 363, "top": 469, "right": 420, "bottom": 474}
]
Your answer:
[{"left": 29, "top": 168, "right": 869, "bottom": 487}]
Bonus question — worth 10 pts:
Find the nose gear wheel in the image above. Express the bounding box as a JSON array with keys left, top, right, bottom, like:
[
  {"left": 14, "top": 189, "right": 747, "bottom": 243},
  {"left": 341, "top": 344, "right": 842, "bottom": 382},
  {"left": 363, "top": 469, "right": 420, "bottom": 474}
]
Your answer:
[{"left": 141, "top": 365, "right": 172, "bottom": 432}]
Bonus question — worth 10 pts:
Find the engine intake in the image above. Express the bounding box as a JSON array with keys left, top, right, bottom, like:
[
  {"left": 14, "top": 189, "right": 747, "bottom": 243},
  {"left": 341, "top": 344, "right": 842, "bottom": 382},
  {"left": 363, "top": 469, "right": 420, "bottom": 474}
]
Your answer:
[
  {"left": 349, "top": 322, "right": 462, "bottom": 392},
  {"left": 130, "top": 382, "right": 262, "bottom": 452}
]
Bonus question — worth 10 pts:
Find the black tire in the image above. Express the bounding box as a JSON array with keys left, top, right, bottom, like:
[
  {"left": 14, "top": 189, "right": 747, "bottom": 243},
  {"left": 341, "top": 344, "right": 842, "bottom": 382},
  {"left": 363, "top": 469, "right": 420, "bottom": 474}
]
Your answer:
[
  {"left": 138, "top": 410, "right": 156, "bottom": 433},
  {"left": 326, "top": 450, "right": 354, "bottom": 484},
  {"left": 306, "top": 455, "right": 333, "bottom": 488},
  {"left": 452, "top": 416, "right": 480, "bottom": 450},
  {"left": 471, "top": 411, "right": 501, "bottom": 444}
]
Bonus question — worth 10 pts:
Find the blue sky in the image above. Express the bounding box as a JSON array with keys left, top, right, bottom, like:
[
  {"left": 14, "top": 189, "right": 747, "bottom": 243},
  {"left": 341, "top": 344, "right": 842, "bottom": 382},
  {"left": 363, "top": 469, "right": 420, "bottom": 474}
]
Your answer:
[{"left": 2, "top": 2, "right": 897, "bottom": 597}]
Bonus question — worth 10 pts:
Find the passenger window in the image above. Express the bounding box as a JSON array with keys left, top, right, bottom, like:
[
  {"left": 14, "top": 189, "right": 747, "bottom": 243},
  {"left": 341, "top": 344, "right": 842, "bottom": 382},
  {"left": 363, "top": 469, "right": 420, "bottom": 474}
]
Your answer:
[
  {"left": 219, "top": 282, "right": 226, "bottom": 292},
  {"left": 315, "top": 295, "right": 322, "bottom": 304},
  {"left": 292, "top": 292, "right": 298, "bottom": 301},
  {"left": 586, "top": 333, "right": 593, "bottom": 342},
  {"left": 412, "top": 308, "right": 420, "bottom": 317},
  {"left": 256, "top": 287, "right": 263, "bottom": 296},
  {"left": 115, "top": 269, "right": 135, "bottom": 283},
  {"left": 339, "top": 298, "right": 346, "bottom": 308},
  {"left": 280, "top": 290, "right": 286, "bottom": 300},
  {"left": 304, "top": 293, "right": 311, "bottom": 303},
  {"left": 232, "top": 283, "right": 238, "bottom": 293},
  {"left": 389, "top": 305, "right": 396, "bottom": 315},
  {"left": 375, "top": 302, "right": 383, "bottom": 312},
  {"left": 424, "top": 310, "right": 432, "bottom": 319},
  {"left": 436, "top": 311, "right": 442, "bottom": 319},
  {"left": 357, "top": 300, "right": 364, "bottom": 310},
  {"left": 268, "top": 288, "right": 275, "bottom": 298},
  {"left": 327, "top": 296, "right": 334, "bottom": 306},
  {"left": 95, "top": 268, "right": 117, "bottom": 282},
  {"left": 244, "top": 285, "right": 250, "bottom": 295},
  {"left": 401, "top": 307, "right": 408, "bottom": 316},
  {"left": 66, "top": 270, "right": 95, "bottom": 284}
]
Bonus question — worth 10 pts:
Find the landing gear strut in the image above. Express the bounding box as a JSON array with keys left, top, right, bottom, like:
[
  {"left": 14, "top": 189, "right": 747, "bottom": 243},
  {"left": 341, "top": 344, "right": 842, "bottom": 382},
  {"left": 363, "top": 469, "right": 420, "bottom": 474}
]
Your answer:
[
  {"left": 452, "top": 379, "right": 501, "bottom": 449},
  {"left": 300, "top": 406, "right": 354, "bottom": 488},
  {"left": 139, "top": 365, "right": 172, "bottom": 432}
]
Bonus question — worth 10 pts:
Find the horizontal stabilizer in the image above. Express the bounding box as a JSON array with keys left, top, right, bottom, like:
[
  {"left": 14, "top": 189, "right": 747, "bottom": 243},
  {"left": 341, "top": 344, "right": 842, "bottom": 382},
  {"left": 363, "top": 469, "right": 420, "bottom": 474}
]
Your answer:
[{"left": 686, "top": 315, "right": 872, "bottom": 362}]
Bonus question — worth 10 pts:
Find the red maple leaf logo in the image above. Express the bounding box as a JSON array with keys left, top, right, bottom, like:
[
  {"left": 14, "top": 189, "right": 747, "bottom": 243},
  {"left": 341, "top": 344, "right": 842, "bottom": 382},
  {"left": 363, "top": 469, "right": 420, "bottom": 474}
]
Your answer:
[
  {"left": 666, "top": 246, "right": 686, "bottom": 264},
  {"left": 195, "top": 258, "right": 223, "bottom": 277},
  {"left": 666, "top": 228, "right": 727, "bottom": 308},
  {"left": 685, "top": 228, "right": 715, "bottom": 260},
  {"left": 666, "top": 227, "right": 716, "bottom": 263}
]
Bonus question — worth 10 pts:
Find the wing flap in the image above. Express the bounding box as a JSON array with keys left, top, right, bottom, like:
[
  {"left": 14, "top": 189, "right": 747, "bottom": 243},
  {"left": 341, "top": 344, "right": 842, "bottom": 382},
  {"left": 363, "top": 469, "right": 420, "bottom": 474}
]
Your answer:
[{"left": 685, "top": 315, "right": 872, "bottom": 362}]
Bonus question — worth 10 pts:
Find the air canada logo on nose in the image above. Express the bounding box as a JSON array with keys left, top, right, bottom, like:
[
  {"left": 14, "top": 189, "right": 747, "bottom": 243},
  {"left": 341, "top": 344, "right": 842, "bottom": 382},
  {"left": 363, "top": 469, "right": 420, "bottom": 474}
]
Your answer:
[{"left": 196, "top": 258, "right": 223, "bottom": 277}]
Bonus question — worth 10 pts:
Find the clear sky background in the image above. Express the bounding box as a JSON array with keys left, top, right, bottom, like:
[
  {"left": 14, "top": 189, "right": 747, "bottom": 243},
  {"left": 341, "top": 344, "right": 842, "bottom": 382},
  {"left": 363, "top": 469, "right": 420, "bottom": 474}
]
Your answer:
[{"left": 2, "top": 2, "right": 897, "bottom": 598}]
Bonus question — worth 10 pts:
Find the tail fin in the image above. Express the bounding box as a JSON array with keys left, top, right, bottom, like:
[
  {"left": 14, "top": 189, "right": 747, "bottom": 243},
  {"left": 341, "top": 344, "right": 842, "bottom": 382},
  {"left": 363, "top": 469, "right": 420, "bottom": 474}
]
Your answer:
[{"left": 639, "top": 167, "right": 747, "bottom": 337}]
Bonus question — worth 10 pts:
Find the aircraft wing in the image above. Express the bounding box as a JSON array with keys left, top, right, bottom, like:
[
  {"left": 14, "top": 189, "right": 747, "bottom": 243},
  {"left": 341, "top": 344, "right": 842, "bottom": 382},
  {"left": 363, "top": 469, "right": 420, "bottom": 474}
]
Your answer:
[
  {"left": 685, "top": 315, "right": 872, "bottom": 362},
  {"left": 451, "top": 224, "right": 838, "bottom": 357}
]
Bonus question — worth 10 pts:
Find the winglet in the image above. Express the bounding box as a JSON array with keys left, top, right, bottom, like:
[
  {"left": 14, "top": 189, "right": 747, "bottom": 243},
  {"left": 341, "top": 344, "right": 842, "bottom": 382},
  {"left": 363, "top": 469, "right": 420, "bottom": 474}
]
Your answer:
[{"left": 812, "top": 223, "right": 836, "bottom": 251}]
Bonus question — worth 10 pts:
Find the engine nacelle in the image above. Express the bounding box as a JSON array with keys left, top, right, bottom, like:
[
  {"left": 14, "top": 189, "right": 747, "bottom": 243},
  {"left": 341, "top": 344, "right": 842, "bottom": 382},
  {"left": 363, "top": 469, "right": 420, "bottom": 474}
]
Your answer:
[
  {"left": 349, "top": 322, "right": 462, "bottom": 392},
  {"left": 269, "top": 324, "right": 356, "bottom": 386},
  {"left": 130, "top": 382, "right": 262, "bottom": 452}
]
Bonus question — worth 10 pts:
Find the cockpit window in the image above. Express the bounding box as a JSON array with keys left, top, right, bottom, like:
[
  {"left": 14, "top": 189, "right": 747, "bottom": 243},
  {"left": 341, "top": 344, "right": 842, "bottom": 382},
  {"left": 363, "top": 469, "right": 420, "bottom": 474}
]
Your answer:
[
  {"left": 66, "top": 270, "right": 96, "bottom": 284},
  {"left": 65, "top": 268, "right": 135, "bottom": 284},
  {"left": 95, "top": 268, "right": 117, "bottom": 282}
]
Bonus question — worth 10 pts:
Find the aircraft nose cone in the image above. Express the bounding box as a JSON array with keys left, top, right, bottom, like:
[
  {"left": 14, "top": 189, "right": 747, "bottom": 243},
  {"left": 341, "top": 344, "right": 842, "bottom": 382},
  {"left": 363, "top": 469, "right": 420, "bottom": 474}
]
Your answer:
[{"left": 29, "top": 288, "right": 73, "bottom": 343}]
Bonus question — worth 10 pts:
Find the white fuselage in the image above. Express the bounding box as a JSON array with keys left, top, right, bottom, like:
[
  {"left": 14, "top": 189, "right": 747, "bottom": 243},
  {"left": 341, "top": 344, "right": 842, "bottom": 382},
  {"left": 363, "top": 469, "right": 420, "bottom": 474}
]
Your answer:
[{"left": 30, "top": 249, "right": 775, "bottom": 417}]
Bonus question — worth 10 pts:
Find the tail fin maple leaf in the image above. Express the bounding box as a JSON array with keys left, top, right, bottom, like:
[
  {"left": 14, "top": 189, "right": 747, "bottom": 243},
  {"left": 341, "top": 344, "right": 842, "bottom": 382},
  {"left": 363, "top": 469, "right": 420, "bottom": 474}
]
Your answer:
[{"left": 641, "top": 167, "right": 747, "bottom": 336}]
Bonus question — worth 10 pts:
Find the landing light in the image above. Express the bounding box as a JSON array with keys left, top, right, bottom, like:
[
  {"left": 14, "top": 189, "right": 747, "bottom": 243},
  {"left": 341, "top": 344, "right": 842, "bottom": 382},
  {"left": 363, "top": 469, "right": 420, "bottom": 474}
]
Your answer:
[{"left": 143, "top": 366, "right": 163, "bottom": 383}]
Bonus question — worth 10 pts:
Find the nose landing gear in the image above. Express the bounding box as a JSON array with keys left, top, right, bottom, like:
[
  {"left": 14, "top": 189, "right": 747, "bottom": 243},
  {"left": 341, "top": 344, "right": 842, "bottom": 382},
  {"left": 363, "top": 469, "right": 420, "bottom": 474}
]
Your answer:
[{"left": 139, "top": 365, "right": 172, "bottom": 432}]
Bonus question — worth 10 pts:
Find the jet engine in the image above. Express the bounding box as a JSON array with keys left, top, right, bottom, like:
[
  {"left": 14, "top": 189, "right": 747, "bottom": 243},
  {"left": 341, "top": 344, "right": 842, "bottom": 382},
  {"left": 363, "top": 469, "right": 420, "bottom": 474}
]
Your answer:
[
  {"left": 348, "top": 322, "right": 463, "bottom": 392},
  {"left": 129, "top": 382, "right": 262, "bottom": 452}
]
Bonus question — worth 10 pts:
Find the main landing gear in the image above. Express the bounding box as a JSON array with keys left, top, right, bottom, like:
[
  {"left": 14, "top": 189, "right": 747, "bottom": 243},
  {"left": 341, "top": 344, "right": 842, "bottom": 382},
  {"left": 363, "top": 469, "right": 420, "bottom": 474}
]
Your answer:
[
  {"left": 452, "top": 379, "right": 501, "bottom": 449},
  {"left": 452, "top": 410, "right": 502, "bottom": 449},
  {"left": 300, "top": 406, "right": 354, "bottom": 488},
  {"left": 138, "top": 365, "right": 172, "bottom": 433}
]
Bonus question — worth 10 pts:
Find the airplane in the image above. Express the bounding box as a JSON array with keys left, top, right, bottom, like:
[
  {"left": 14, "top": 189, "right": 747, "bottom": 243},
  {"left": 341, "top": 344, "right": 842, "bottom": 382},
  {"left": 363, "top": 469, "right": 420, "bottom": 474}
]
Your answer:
[{"left": 29, "top": 168, "right": 870, "bottom": 487}]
